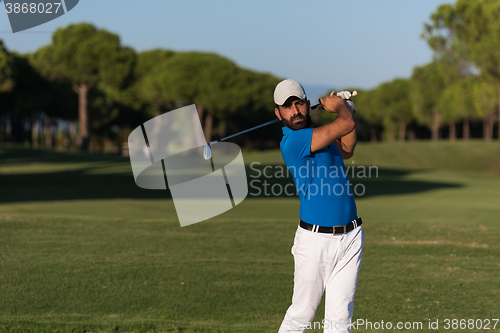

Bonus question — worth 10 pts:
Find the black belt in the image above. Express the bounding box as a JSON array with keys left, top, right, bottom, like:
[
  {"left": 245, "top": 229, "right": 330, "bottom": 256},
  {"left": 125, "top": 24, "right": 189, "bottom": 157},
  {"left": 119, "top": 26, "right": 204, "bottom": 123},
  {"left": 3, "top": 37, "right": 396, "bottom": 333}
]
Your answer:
[{"left": 300, "top": 217, "right": 362, "bottom": 235}]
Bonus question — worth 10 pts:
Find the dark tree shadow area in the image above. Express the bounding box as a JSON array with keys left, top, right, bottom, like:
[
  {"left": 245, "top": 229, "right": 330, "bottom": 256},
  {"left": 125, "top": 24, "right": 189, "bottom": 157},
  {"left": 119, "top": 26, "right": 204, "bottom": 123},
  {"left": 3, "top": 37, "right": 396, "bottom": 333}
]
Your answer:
[
  {"left": 244, "top": 164, "right": 463, "bottom": 199},
  {"left": 0, "top": 148, "right": 462, "bottom": 203},
  {"left": 0, "top": 147, "right": 173, "bottom": 203}
]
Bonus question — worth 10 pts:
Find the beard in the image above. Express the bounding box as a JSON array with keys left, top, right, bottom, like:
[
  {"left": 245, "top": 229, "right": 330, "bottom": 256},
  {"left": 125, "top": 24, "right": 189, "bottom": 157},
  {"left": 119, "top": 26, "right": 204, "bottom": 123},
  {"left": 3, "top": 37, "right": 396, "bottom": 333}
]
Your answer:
[{"left": 281, "top": 111, "right": 312, "bottom": 130}]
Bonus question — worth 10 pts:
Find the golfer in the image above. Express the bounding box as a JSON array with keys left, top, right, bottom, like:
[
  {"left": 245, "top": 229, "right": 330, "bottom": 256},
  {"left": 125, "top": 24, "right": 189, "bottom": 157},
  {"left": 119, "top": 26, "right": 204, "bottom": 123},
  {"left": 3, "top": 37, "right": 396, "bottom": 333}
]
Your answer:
[{"left": 274, "top": 79, "right": 364, "bottom": 333}]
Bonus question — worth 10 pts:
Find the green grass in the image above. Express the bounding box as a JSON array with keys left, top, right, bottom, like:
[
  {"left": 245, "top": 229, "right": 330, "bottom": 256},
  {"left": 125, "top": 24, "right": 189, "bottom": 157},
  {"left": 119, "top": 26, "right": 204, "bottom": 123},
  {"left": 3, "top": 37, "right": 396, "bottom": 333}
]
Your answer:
[
  {"left": 244, "top": 139, "right": 500, "bottom": 174},
  {"left": 1, "top": 142, "right": 499, "bottom": 332}
]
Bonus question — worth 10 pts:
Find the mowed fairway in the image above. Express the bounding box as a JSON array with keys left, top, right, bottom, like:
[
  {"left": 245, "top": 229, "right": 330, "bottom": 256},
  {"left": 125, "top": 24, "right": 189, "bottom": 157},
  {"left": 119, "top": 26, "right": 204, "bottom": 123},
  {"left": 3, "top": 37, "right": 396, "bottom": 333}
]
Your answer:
[{"left": 0, "top": 142, "right": 499, "bottom": 333}]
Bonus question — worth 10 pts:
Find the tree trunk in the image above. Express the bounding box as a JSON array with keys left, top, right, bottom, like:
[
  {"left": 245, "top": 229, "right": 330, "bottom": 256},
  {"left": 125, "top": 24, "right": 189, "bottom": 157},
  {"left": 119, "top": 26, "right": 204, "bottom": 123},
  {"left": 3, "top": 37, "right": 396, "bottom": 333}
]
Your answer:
[
  {"left": 0, "top": 114, "right": 5, "bottom": 143},
  {"left": 369, "top": 128, "right": 377, "bottom": 142},
  {"left": 483, "top": 115, "right": 490, "bottom": 141},
  {"left": 488, "top": 113, "right": 495, "bottom": 141},
  {"left": 449, "top": 122, "right": 456, "bottom": 141},
  {"left": 387, "top": 131, "right": 395, "bottom": 143},
  {"left": 98, "top": 134, "right": 105, "bottom": 154},
  {"left": 497, "top": 82, "right": 500, "bottom": 175},
  {"left": 431, "top": 112, "right": 441, "bottom": 141},
  {"left": 119, "top": 126, "right": 130, "bottom": 157},
  {"left": 89, "top": 135, "right": 96, "bottom": 153},
  {"left": 204, "top": 112, "right": 213, "bottom": 143},
  {"left": 73, "top": 83, "right": 89, "bottom": 151},
  {"left": 398, "top": 122, "right": 406, "bottom": 142},
  {"left": 408, "top": 129, "right": 416, "bottom": 141},
  {"left": 69, "top": 121, "right": 77, "bottom": 148},
  {"left": 11, "top": 109, "right": 24, "bottom": 143},
  {"left": 463, "top": 117, "right": 470, "bottom": 140},
  {"left": 196, "top": 105, "right": 204, "bottom": 126},
  {"left": 26, "top": 112, "right": 33, "bottom": 146},
  {"left": 31, "top": 112, "right": 39, "bottom": 147},
  {"left": 218, "top": 115, "right": 226, "bottom": 138},
  {"left": 44, "top": 114, "right": 52, "bottom": 148},
  {"left": 483, "top": 113, "right": 494, "bottom": 141}
]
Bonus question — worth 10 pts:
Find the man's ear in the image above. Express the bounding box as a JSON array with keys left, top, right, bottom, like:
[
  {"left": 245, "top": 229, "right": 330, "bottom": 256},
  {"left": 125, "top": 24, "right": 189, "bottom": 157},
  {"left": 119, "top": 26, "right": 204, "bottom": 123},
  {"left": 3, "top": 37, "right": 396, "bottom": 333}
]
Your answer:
[
  {"left": 307, "top": 100, "right": 311, "bottom": 109},
  {"left": 274, "top": 107, "right": 282, "bottom": 120}
]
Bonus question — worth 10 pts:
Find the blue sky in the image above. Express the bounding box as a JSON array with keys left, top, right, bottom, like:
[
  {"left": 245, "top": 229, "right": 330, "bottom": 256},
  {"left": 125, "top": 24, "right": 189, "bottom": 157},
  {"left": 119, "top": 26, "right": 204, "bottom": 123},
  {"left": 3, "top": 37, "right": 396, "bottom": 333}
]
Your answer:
[{"left": 0, "top": 0, "right": 449, "bottom": 94}]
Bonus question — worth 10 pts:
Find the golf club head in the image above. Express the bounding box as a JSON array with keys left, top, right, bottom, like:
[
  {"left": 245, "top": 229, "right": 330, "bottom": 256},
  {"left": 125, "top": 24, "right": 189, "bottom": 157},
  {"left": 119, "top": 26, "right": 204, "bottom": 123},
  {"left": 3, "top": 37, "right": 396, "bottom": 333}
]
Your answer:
[{"left": 203, "top": 143, "right": 212, "bottom": 160}]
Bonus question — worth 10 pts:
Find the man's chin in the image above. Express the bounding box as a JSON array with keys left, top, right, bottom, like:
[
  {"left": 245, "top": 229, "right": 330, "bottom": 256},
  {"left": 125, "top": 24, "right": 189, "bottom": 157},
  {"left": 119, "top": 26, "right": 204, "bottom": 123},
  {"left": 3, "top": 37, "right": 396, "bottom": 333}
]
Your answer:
[
  {"left": 282, "top": 119, "right": 310, "bottom": 130},
  {"left": 290, "top": 121, "right": 307, "bottom": 130}
]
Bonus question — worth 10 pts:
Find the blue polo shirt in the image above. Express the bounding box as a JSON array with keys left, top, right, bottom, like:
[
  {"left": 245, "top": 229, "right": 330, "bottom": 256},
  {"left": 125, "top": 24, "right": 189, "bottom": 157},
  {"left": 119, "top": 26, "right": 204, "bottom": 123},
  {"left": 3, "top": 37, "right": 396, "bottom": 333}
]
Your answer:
[{"left": 280, "top": 127, "right": 357, "bottom": 227}]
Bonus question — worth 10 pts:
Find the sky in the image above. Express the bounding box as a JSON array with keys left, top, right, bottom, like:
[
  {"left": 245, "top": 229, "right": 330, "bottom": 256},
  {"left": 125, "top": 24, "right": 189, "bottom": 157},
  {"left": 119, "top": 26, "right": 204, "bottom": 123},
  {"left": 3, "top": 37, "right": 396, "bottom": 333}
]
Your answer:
[{"left": 0, "top": 0, "right": 450, "bottom": 95}]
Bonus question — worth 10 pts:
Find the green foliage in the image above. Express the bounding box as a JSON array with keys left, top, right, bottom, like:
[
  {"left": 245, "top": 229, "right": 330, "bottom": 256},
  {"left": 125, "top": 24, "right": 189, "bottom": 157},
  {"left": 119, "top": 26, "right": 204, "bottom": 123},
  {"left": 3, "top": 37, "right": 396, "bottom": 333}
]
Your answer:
[
  {"left": 438, "top": 75, "right": 499, "bottom": 123},
  {"left": 160, "top": 52, "right": 242, "bottom": 114},
  {"left": 44, "top": 80, "right": 79, "bottom": 119},
  {"left": 223, "top": 69, "right": 280, "bottom": 142},
  {"left": 1, "top": 52, "right": 51, "bottom": 115},
  {"left": 423, "top": 0, "right": 500, "bottom": 155},
  {"left": 327, "top": 81, "right": 414, "bottom": 141},
  {"left": 134, "top": 49, "right": 176, "bottom": 79},
  {"left": 452, "top": 0, "right": 500, "bottom": 81},
  {"left": 128, "top": 51, "right": 261, "bottom": 119},
  {"left": 28, "top": 23, "right": 137, "bottom": 150},
  {"left": 319, "top": 88, "right": 381, "bottom": 126},
  {"left": 471, "top": 78, "right": 499, "bottom": 118},
  {"left": 437, "top": 76, "right": 475, "bottom": 124},
  {"left": 0, "top": 40, "right": 14, "bottom": 93},
  {"left": 423, "top": 3, "right": 473, "bottom": 75},
  {"left": 376, "top": 78, "right": 414, "bottom": 139},
  {"left": 410, "top": 60, "right": 461, "bottom": 126},
  {"left": 378, "top": 79, "right": 414, "bottom": 123},
  {"left": 123, "top": 49, "right": 177, "bottom": 117},
  {"left": 132, "top": 51, "right": 280, "bottom": 140},
  {"left": 353, "top": 88, "right": 384, "bottom": 127},
  {"left": 234, "top": 68, "right": 279, "bottom": 113},
  {"left": 87, "top": 87, "right": 120, "bottom": 130},
  {"left": 30, "top": 23, "right": 136, "bottom": 89}
]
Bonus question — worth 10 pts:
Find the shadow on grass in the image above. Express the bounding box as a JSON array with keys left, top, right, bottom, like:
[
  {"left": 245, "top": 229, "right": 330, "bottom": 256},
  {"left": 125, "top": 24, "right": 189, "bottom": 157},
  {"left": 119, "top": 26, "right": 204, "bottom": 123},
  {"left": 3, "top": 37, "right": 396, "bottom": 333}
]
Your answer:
[
  {"left": 0, "top": 147, "right": 462, "bottom": 203},
  {"left": 245, "top": 164, "right": 462, "bottom": 199}
]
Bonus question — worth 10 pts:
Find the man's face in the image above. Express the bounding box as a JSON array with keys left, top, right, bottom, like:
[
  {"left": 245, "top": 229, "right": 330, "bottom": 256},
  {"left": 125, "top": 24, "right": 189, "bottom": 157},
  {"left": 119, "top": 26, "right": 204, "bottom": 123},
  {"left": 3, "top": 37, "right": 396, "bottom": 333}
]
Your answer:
[{"left": 275, "top": 96, "right": 312, "bottom": 130}]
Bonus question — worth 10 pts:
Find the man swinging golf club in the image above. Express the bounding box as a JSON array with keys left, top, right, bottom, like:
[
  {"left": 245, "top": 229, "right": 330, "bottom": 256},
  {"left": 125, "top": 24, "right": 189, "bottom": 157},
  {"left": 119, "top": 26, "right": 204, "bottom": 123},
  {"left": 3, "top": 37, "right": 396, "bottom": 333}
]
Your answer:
[{"left": 274, "top": 79, "right": 364, "bottom": 333}]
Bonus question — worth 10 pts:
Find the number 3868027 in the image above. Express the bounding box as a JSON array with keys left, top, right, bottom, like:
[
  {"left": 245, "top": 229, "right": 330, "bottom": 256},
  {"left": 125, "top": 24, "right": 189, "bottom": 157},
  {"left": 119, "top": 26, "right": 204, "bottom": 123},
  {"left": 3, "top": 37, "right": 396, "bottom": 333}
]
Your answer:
[{"left": 5, "top": 2, "right": 62, "bottom": 14}]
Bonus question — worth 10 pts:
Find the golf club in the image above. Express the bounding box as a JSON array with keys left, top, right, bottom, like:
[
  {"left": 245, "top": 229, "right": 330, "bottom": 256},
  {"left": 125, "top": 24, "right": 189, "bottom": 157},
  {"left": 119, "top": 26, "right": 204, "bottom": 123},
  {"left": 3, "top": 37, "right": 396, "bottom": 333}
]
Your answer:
[{"left": 203, "top": 91, "right": 357, "bottom": 160}]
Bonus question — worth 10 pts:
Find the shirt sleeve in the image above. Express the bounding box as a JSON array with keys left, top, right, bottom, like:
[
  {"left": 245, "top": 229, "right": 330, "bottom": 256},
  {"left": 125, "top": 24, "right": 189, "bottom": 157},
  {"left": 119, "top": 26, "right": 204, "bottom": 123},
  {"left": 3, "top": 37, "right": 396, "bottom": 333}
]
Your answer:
[{"left": 281, "top": 128, "right": 313, "bottom": 165}]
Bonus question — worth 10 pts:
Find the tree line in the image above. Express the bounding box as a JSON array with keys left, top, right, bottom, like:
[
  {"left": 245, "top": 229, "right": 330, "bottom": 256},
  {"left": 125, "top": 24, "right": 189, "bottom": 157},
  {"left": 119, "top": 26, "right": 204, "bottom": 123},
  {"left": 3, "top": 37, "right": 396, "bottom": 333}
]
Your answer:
[
  {"left": 0, "top": 23, "right": 280, "bottom": 154},
  {"left": 0, "top": 0, "right": 499, "bottom": 170},
  {"left": 320, "top": 0, "right": 499, "bottom": 149}
]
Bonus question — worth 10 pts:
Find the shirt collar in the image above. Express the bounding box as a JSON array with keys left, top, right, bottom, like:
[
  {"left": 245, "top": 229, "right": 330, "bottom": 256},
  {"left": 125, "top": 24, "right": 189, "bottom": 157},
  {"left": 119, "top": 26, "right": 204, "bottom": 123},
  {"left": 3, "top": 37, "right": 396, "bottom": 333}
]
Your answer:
[{"left": 282, "top": 127, "right": 293, "bottom": 135}]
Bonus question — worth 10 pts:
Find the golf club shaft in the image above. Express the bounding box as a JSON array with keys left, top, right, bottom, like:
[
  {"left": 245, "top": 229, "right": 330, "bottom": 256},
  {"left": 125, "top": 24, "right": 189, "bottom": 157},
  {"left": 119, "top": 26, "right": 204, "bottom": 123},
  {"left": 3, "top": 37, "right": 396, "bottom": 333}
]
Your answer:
[
  {"left": 210, "top": 104, "right": 325, "bottom": 144},
  {"left": 212, "top": 103, "right": 326, "bottom": 144},
  {"left": 209, "top": 94, "right": 354, "bottom": 144},
  {"left": 214, "top": 118, "right": 281, "bottom": 144}
]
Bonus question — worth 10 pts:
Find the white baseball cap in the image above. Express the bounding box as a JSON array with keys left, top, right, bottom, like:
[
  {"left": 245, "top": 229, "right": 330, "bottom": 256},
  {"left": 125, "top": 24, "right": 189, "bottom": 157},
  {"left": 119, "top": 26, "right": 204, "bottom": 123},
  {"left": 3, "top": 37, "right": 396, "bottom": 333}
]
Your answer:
[{"left": 274, "top": 79, "right": 307, "bottom": 106}]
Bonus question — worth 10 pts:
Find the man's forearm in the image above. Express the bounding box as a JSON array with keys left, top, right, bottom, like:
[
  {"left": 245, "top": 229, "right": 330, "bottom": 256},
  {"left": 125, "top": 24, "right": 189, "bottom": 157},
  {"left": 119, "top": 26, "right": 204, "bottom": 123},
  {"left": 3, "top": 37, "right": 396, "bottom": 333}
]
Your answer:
[
  {"left": 335, "top": 118, "right": 357, "bottom": 159},
  {"left": 341, "top": 120, "right": 357, "bottom": 153},
  {"left": 311, "top": 103, "right": 355, "bottom": 153}
]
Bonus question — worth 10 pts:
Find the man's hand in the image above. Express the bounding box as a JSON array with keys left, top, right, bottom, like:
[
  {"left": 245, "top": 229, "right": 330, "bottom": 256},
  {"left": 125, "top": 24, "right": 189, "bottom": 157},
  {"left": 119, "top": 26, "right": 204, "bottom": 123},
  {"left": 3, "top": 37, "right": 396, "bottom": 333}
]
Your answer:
[
  {"left": 319, "top": 93, "right": 348, "bottom": 114},
  {"left": 311, "top": 92, "right": 356, "bottom": 153},
  {"left": 334, "top": 91, "right": 356, "bottom": 113}
]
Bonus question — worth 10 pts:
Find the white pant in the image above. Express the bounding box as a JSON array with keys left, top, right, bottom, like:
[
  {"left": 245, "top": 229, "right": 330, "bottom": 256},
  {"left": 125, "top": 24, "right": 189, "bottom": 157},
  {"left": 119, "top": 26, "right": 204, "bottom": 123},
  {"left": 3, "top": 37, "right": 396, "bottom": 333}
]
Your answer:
[{"left": 278, "top": 224, "right": 364, "bottom": 333}]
